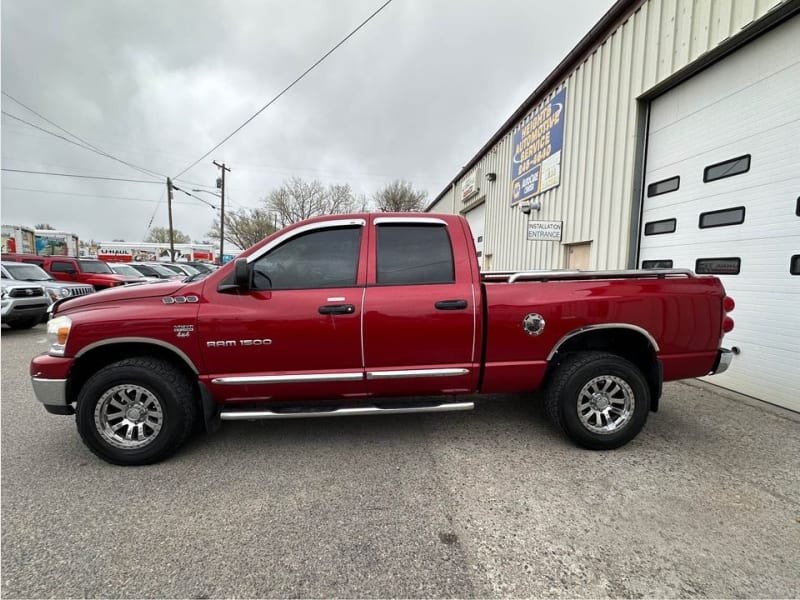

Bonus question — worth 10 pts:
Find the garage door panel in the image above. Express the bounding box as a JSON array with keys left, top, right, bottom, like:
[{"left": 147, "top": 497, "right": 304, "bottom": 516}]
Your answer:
[{"left": 639, "top": 16, "right": 800, "bottom": 411}]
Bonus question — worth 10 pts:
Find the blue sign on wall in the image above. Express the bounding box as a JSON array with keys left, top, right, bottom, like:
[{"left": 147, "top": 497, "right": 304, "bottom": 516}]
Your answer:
[{"left": 510, "top": 87, "right": 566, "bottom": 206}]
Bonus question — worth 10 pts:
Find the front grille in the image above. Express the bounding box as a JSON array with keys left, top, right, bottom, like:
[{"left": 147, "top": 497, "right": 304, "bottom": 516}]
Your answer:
[
  {"left": 8, "top": 287, "right": 44, "bottom": 298},
  {"left": 69, "top": 286, "right": 94, "bottom": 296}
]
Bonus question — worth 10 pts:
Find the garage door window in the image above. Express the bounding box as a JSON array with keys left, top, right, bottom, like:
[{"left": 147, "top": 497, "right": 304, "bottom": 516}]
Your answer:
[
  {"left": 641, "top": 259, "right": 673, "bottom": 269},
  {"left": 703, "top": 154, "right": 750, "bottom": 183},
  {"left": 644, "top": 218, "right": 676, "bottom": 235},
  {"left": 647, "top": 176, "right": 680, "bottom": 197},
  {"left": 791, "top": 255, "right": 800, "bottom": 276},
  {"left": 699, "top": 206, "right": 746, "bottom": 228},
  {"left": 696, "top": 257, "right": 741, "bottom": 275}
]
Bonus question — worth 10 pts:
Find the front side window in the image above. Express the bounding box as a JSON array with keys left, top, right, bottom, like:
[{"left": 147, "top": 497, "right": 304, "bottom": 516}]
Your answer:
[
  {"left": 252, "top": 226, "right": 362, "bottom": 290},
  {"left": 376, "top": 224, "right": 455, "bottom": 285}
]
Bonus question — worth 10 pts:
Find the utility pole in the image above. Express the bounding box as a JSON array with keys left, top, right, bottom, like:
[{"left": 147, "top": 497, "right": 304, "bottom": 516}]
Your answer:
[
  {"left": 166, "top": 177, "right": 175, "bottom": 261},
  {"left": 213, "top": 161, "right": 230, "bottom": 265}
]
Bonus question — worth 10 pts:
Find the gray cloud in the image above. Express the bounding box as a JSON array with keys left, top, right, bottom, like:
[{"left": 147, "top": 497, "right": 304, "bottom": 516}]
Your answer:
[{"left": 2, "top": 0, "right": 612, "bottom": 245}]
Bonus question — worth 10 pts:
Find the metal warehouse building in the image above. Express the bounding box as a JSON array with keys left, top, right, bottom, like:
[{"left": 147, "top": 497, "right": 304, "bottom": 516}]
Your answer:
[{"left": 427, "top": 0, "right": 799, "bottom": 411}]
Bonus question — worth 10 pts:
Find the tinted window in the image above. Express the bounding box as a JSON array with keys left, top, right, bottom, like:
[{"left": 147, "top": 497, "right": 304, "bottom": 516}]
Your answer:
[
  {"left": 50, "top": 261, "right": 75, "bottom": 273},
  {"left": 22, "top": 258, "right": 45, "bottom": 266},
  {"left": 78, "top": 260, "right": 112, "bottom": 274},
  {"left": 641, "top": 259, "right": 673, "bottom": 269},
  {"left": 647, "top": 176, "right": 680, "bottom": 197},
  {"left": 704, "top": 154, "right": 750, "bottom": 182},
  {"left": 4, "top": 264, "right": 51, "bottom": 281},
  {"left": 644, "top": 218, "right": 677, "bottom": 236},
  {"left": 376, "top": 224, "right": 454, "bottom": 285},
  {"left": 791, "top": 255, "right": 800, "bottom": 276},
  {"left": 696, "top": 257, "right": 741, "bottom": 275},
  {"left": 699, "top": 206, "right": 745, "bottom": 228},
  {"left": 252, "top": 226, "right": 361, "bottom": 290}
]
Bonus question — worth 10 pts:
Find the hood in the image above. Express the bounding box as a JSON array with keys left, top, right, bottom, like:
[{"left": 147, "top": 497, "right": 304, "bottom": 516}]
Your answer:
[
  {"left": 42, "top": 280, "right": 93, "bottom": 289},
  {"left": 54, "top": 279, "right": 193, "bottom": 314}
]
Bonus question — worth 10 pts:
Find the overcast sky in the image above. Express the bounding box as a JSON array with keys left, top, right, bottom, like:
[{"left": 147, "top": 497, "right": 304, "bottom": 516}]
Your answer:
[{"left": 2, "top": 0, "right": 613, "bottom": 247}]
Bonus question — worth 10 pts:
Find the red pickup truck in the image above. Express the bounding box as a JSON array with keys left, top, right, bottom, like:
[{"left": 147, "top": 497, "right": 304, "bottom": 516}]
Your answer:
[
  {"left": 30, "top": 213, "right": 735, "bottom": 465},
  {"left": 2, "top": 254, "right": 138, "bottom": 289}
]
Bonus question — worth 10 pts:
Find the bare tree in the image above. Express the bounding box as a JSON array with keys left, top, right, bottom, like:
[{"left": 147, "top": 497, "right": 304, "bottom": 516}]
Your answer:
[
  {"left": 145, "top": 227, "right": 190, "bottom": 244},
  {"left": 34, "top": 223, "right": 56, "bottom": 230},
  {"left": 373, "top": 180, "right": 427, "bottom": 212},
  {"left": 208, "top": 207, "right": 277, "bottom": 250},
  {"left": 267, "top": 177, "right": 358, "bottom": 227}
]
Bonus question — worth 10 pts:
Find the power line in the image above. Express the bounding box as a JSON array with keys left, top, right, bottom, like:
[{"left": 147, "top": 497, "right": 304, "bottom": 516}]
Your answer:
[
  {"left": 2, "top": 185, "right": 200, "bottom": 206},
  {"left": 1, "top": 106, "right": 165, "bottom": 181},
  {"left": 1, "top": 167, "right": 162, "bottom": 184},
  {"left": 172, "top": 0, "right": 394, "bottom": 178}
]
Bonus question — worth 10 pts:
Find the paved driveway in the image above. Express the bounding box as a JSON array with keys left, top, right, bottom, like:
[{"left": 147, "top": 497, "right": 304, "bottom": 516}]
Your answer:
[{"left": 2, "top": 325, "right": 799, "bottom": 598}]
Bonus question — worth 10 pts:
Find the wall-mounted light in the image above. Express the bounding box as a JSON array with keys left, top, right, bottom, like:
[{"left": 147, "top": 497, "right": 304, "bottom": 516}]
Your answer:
[
  {"left": 486, "top": 172, "right": 497, "bottom": 182},
  {"left": 519, "top": 199, "right": 542, "bottom": 214}
]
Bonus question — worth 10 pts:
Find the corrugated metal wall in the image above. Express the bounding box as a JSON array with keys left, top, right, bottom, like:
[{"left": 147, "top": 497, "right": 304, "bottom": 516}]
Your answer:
[{"left": 432, "top": 0, "right": 784, "bottom": 271}]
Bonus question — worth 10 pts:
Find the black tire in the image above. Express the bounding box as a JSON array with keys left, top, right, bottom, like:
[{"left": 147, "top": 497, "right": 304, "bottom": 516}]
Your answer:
[
  {"left": 75, "top": 357, "right": 197, "bottom": 465},
  {"left": 545, "top": 351, "right": 650, "bottom": 450},
  {"left": 5, "top": 317, "right": 41, "bottom": 329}
]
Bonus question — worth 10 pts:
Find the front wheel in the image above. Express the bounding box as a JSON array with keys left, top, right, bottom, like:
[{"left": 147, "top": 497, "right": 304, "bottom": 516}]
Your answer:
[
  {"left": 76, "top": 357, "right": 197, "bottom": 465},
  {"left": 545, "top": 352, "right": 650, "bottom": 450}
]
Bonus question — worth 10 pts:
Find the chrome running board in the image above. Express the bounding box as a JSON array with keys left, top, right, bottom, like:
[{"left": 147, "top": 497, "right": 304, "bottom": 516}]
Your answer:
[{"left": 219, "top": 401, "right": 474, "bottom": 421}]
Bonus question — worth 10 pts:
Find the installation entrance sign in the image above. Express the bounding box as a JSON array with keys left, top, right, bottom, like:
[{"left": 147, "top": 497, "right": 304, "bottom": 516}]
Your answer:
[
  {"left": 511, "top": 88, "right": 566, "bottom": 206},
  {"left": 527, "top": 220, "right": 563, "bottom": 242}
]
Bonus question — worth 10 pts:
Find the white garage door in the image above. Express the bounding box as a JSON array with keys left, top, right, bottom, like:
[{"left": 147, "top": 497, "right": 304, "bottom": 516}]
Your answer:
[
  {"left": 639, "top": 16, "right": 800, "bottom": 412},
  {"left": 464, "top": 203, "right": 486, "bottom": 269}
]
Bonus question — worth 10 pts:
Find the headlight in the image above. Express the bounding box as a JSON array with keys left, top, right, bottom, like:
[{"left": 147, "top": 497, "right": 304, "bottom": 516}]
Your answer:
[
  {"left": 1, "top": 286, "right": 8, "bottom": 300},
  {"left": 60, "top": 288, "right": 71, "bottom": 298},
  {"left": 46, "top": 287, "right": 60, "bottom": 302},
  {"left": 46, "top": 316, "right": 72, "bottom": 356}
]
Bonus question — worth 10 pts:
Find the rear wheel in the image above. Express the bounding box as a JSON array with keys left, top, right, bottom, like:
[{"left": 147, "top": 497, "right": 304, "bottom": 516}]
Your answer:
[
  {"left": 76, "top": 357, "right": 197, "bottom": 465},
  {"left": 545, "top": 351, "right": 650, "bottom": 450}
]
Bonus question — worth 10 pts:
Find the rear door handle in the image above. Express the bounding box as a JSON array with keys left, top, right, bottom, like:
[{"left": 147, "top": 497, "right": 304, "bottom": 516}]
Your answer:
[
  {"left": 318, "top": 304, "right": 356, "bottom": 315},
  {"left": 434, "top": 299, "right": 468, "bottom": 310}
]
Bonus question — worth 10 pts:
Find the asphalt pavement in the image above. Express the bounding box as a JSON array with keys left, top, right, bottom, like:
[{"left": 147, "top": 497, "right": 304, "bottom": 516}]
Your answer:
[{"left": 2, "top": 325, "right": 799, "bottom": 598}]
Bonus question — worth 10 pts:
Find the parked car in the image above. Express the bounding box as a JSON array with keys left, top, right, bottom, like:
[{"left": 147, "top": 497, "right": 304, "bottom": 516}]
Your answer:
[
  {"left": 184, "top": 262, "right": 217, "bottom": 274},
  {"left": 1, "top": 280, "right": 49, "bottom": 329},
  {"left": 159, "top": 263, "right": 200, "bottom": 277},
  {"left": 1, "top": 254, "right": 138, "bottom": 290},
  {"left": 1, "top": 261, "right": 95, "bottom": 303},
  {"left": 123, "top": 263, "right": 179, "bottom": 280},
  {"left": 108, "top": 263, "right": 160, "bottom": 282},
  {"left": 31, "top": 213, "right": 736, "bottom": 465}
]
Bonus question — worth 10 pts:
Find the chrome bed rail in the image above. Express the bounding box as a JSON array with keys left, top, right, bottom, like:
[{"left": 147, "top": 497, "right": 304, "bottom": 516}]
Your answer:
[{"left": 481, "top": 268, "right": 696, "bottom": 283}]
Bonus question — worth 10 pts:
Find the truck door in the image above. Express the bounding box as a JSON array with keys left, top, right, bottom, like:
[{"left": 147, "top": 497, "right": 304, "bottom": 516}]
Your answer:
[
  {"left": 363, "top": 217, "right": 478, "bottom": 397},
  {"left": 199, "top": 219, "right": 368, "bottom": 402}
]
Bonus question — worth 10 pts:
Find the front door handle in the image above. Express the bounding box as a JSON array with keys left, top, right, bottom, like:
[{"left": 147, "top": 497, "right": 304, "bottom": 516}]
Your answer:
[
  {"left": 318, "top": 304, "right": 356, "bottom": 315},
  {"left": 434, "top": 299, "right": 468, "bottom": 310}
]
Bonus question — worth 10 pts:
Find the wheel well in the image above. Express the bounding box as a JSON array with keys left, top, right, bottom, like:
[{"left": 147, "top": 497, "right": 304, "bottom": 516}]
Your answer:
[
  {"left": 546, "top": 329, "right": 662, "bottom": 411},
  {"left": 67, "top": 343, "right": 198, "bottom": 406}
]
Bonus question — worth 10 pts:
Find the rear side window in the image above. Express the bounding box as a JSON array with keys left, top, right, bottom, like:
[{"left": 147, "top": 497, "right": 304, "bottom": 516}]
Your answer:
[
  {"left": 376, "top": 224, "right": 455, "bottom": 285},
  {"left": 49, "top": 261, "right": 75, "bottom": 273}
]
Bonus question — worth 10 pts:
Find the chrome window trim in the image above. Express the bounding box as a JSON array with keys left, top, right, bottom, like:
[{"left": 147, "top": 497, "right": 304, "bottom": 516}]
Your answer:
[
  {"left": 366, "top": 368, "right": 469, "bottom": 380},
  {"left": 546, "top": 324, "right": 660, "bottom": 361},
  {"left": 246, "top": 218, "right": 366, "bottom": 264},
  {"left": 359, "top": 287, "right": 366, "bottom": 369},
  {"left": 212, "top": 372, "right": 364, "bottom": 385},
  {"left": 74, "top": 337, "right": 199, "bottom": 373},
  {"left": 374, "top": 217, "right": 448, "bottom": 226}
]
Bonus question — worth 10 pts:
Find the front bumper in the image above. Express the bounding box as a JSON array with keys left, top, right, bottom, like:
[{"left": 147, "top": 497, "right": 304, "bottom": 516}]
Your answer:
[
  {"left": 708, "top": 348, "right": 733, "bottom": 375},
  {"left": 30, "top": 354, "right": 75, "bottom": 415}
]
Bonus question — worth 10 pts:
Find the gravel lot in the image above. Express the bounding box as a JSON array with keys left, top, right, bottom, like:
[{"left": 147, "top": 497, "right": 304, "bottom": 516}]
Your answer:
[{"left": 2, "top": 325, "right": 799, "bottom": 598}]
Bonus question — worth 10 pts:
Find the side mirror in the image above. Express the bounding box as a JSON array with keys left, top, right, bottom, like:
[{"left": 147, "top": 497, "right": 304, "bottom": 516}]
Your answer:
[{"left": 233, "top": 258, "right": 251, "bottom": 292}]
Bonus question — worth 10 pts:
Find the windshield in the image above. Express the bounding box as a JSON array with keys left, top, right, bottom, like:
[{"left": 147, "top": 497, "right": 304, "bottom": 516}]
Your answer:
[
  {"left": 4, "top": 264, "right": 52, "bottom": 281},
  {"left": 179, "top": 264, "right": 200, "bottom": 275},
  {"left": 79, "top": 260, "right": 113, "bottom": 274},
  {"left": 110, "top": 264, "right": 142, "bottom": 277}
]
